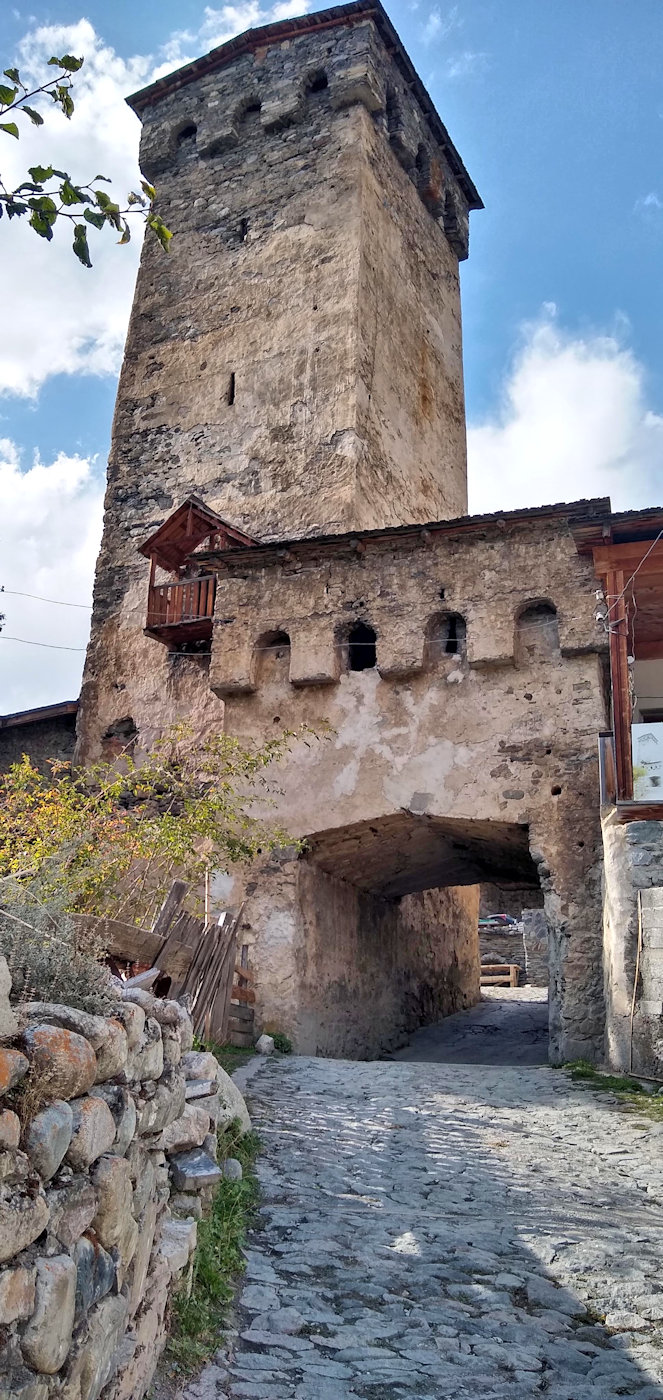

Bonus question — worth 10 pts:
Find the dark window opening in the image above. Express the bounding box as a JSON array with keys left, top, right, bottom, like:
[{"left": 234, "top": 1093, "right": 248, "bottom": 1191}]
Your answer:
[
  {"left": 264, "top": 630, "right": 290, "bottom": 659},
  {"left": 102, "top": 716, "right": 137, "bottom": 742},
  {"left": 415, "top": 143, "right": 429, "bottom": 181},
  {"left": 227, "top": 372, "right": 235, "bottom": 406},
  {"left": 641, "top": 709, "right": 663, "bottom": 725},
  {"left": 177, "top": 123, "right": 197, "bottom": 147},
  {"left": 239, "top": 217, "right": 249, "bottom": 242},
  {"left": 516, "top": 600, "right": 559, "bottom": 663},
  {"left": 426, "top": 612, "right": 467, "bottom": 663},
  {"left": 385, "top": 86, "right": 402, "bottom": 135},
  {"left": 307, "top": 69, "right": 328, "bottom": 93},
  {"left": 348, "top": 621, "right": 377, "bottom": 672},
  {"left": 240, "top": 100, "right": 262, "bottom": 120}
]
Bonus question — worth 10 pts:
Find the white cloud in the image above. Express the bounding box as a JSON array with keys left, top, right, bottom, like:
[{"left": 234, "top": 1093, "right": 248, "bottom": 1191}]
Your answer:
[
  {"left": 152, "top": 1, "right": 312, "bottom": 80},
  {"left": 445, "top": 50, "right": 488, "bottom": 80},
  {"left": 468, "top": 312, "right": 663, "bottom": 515},
  {"left": 421, "top": 5, "right": 458, "bottom": 45},
  {"left": 0, "top": 21, "right": 149, "bottom": 397},
  {"left": 0, "top": 442, "right": 103, "bottom": 711}
]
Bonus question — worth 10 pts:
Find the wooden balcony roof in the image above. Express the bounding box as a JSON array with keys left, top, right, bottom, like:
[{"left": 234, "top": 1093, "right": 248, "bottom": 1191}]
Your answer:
[{"left": 138, "top": 497, "right": 257, "bottom": 573}]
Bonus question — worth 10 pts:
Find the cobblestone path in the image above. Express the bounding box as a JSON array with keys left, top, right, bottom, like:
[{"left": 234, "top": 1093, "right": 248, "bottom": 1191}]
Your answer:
[{"left": 198, "top": 1056, "right": 663, "bottom": 1400}]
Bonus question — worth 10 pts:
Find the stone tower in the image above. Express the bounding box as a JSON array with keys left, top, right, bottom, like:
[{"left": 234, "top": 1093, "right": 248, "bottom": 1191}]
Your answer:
[{"left": 116, "top": 0, "right": 481, "bottom": 545}]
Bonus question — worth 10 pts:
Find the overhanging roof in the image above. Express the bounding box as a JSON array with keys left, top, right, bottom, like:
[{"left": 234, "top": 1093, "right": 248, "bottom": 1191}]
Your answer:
[
  {"left": 127, "top": 0, "right": 482, "bottom": 211},
  {"left": 0, "top": 700, "right": 78, "bottom": 731},
  {"left": 138, "top": 496, "right": 257, "bottom": 573}
]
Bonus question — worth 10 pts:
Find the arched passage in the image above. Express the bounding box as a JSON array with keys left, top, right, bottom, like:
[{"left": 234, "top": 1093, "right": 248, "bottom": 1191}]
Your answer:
[{"left": 278, "top": 811, "right": 551, "bottom": 1060}]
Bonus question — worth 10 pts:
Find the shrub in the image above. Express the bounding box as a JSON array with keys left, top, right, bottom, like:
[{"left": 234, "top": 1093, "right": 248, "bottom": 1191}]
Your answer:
[
  {"left": 0, "top": 882, "right": 117, "bottom": 1015},
  {"left": 271, "top": 1031, "right": 293, "bottom": 1054}
]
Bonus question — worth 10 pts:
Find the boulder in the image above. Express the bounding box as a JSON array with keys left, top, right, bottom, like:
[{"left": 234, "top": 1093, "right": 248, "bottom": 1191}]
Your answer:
[
  {"left": 21, "top": 1027, "right": 96, "bottom": 1100},
  {"left": 46, "top": 1176, "right": 98, "bottom": 1250},
  {"left": 73, "top": 1232, "right": 116, "bottom": 1323},
  {"left": 222, "top": 1157, "right": 243, "bottom": 1182},
  {"left": 181, "top": 1050, "right": 219, "bottom": 1083},
  {"left": 0, "top": 955, "right": 18, "bottom": 1040},
  {"left": 0, "top": 1190, "right": 49, "bottom": 1263},
  {"left": 0, "top": 1149, "right": 29, "bottom": 1184},
  {"left": 66, "top": 1096, "right": 117, "bottom": 1169},
  {"left": 215, "top": 1065, "right": 252, "bottom": 1134},
  {"left": 0, "top": 1265, "right": 36, "bottom": 1324},
  {"left": 21, "top": 1254, "right": 76, "bottom": 1374},
  {"left": 63, "top": 1293, "right": 128, "bottom": 1400},
  {"left": 0, "top": 1047, "right": 29, "bottom": 1094},
  {"left": 161, "top": 1028, "right": 181, "bottom": 1067},
  {"left": 174, "top": 1003, "right": 194, "bottom": 1052},
  {"left": 159, "top": 1103, "right": 210, "bottom": 1153},
  {"left": 255, "top": 1034, "right": 274, "bottom": 1055},
  {"left": 121, "top": 987, "right": 159, "bottom": 1016},
  {"left": 25, "top": 1100, "right": 73, "bottom": 1180},
  {"left": 184, "top": 1078, "right": 217, "bottom": 1100},
  {"left": 169, "top": 1148, "right": 223, "bottom": 1191},
  {"left": 92, "top": 1085, "right": 136, "bottom": 1156},
  {"left": 170, "top": 1192, "right": 202, "bottom": 1220},
  {"left": 0, "top": 1109, "right": 20, "bottom": 1148},
  {"left": 94, "top": 1020, "right": 127, "bottom": 1081},
  {"left": 113, "top": 1002, "right": 145, "bottom": 1050},
  {"left": 158, "top": 1215, "right": 197, "bottom": 1276},
  {"left": 91, "top": 1155, "right": 138, "bottom": 1272},
  {"left": 0, "top": 1369, "right": 48, "bottom": 1400},
  {"left": 127, "top": 1199, "right": 158, "bottom": 1315},
  {"left": 137, "top": 1070, "right": 185, "bottom": 1135},
  {"left": 21, "top": 1004, "right": 108, "bottom": 1050},
  {"left": 125, "top": 1141, "right": 155, "bottom": 1217},
  {"left": 202, "top": 1132, "right": 218, "bottom": 1161},
  {"left": 130, "top": 1018, "right": 163, "bottom": 1082}
]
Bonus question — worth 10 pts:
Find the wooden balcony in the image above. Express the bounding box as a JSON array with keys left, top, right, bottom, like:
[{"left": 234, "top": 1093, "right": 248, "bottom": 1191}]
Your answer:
[{"left": 145, "top": 575, "right": 216, "bottom": 646}]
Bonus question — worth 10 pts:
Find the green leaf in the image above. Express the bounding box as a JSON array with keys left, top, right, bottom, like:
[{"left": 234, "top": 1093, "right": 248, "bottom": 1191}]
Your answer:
[
  {"left": 83, "top": 207, "right": 105, "bottom": 229},
  {"left": 28, "top": 165, "right": 54, "bottom": 183},
  {"left": 3, "top": 69, "right": 20, "bottom": 84},
  {"left": 4, "top": 198, "right": 27, "bottom": 218},
  {"left": 0, "top": 121, "right": 19, "bottom": 138},
  {"left": 28, "top": 195, "right": 57, "bottom": 220},
  {"left": 29, "top": 208, "right": 54, "bottom": 240},
  {"left": 58, "top": 55, "right": 84, "bottom": 72},
  {"left": 127, "top": 191, "right": 145, "bottom": 206},
  {"left": 146, "top": 214, "right": 173, "bottom": 251},
  {"left": 0, "top": 83, "right": 18, "bottom": 105},
  {"left": 60, "top": 177, "right": 85, "bottom": 206},
  {"left": 91, "top": 174, "right": 111, "bottom": 183},
  {"left": 140, "top": 179, "right": 156, "bottom": 202},
  {"left": 118, "top": 219, "right": 131, "bottom": 245},
  {"left": 22, "top": 106, "right": 44, "bottom": 127},
  {"left": 94, "top": 189, "right": 111, "bottom": 209},
  {"left": 73, "top": 222, "right": 92, "bottom": 268}
]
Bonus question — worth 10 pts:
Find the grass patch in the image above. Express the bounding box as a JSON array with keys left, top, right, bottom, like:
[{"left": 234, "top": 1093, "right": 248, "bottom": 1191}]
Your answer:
[
  {"left": 166, "top": 1119, "right": 261, "bottom": 1374},
  {"left": 210, "top": 1042, "right": 255, "bottom": 1078},
  {"left": 566, "top": 1059, "right": 663, "bottom": 1121}
]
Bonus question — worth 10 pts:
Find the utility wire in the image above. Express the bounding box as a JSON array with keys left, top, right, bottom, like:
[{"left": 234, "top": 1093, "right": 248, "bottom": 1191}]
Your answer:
[
  {"left": 0, "top": 587, "right": 92, "bottom": 609},
  {"left": 0, "top": 636, "right": 86, "bottom": 652}
]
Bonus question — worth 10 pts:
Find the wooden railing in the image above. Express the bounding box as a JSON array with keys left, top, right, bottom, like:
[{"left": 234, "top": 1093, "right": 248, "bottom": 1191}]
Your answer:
[{"left": 146, "top": 575, "right": 216, "bottom": 630}]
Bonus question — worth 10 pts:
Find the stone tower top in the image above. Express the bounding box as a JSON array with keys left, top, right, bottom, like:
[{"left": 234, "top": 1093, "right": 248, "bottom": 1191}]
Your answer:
[{"left": 113, "top": 0, "right": 482, "bottom": 542}]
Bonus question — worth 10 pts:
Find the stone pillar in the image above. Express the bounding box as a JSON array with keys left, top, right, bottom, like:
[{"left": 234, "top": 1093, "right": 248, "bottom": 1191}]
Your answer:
[
  {"left": 602, "top": 813, "right": 663, "bottom": 1074},
  {"left": 521, "top": 910, "right": 550, "bottom": 988}
]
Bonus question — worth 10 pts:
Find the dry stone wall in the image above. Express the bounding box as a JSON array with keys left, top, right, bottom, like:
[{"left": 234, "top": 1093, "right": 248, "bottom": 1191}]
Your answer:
[{"left": 0, "top": 959, "right": 250, "bottom": 1400}]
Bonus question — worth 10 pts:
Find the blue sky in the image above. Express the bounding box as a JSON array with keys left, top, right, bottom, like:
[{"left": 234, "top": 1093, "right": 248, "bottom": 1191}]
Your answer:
[{"left": 1, "top": 0, "right": 663, "bottom": 709}]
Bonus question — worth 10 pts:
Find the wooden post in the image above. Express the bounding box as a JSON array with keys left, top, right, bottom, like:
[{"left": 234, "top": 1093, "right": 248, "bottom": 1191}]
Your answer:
[{"left": 606, "top": 567, "right": 633, "bottom": 801}]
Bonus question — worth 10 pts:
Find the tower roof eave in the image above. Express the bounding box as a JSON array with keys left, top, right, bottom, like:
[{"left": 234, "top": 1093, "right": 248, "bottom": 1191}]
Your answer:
[{"left": 126, "top": 0, "right": 482, "bottom": 211}]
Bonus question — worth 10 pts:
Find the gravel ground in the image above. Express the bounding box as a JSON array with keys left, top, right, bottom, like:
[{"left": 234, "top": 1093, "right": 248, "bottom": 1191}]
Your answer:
[{"left": 183, "top": 1029, "right": 663, "bottom": 1400}]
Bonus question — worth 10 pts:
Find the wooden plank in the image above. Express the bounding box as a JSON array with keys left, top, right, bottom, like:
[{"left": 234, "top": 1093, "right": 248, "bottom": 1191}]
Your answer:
[
  {"left": 606, "top": 567, "right": 633, "bottom": 801},
  {"left": 229, "top": 1030, "right": 255, "bottom": 1048},
  {"left": 228, "top": 1003, "right": 254, "bottom": 1024},
  {"left": 152, "top": 881, "right": 188, "bottom": 938},
  {"left": 231, "top": 984, "right": 255, "bottom": 1005},
  {"left": 234, "top": 963, "right": 256, "bottom": 985},
  {"left": 593, "top": 541, "right": 663, "bottom": 577},
  {"left": 615, "top": 801, "right": 663, "bottom": 823},
  {"left": 480, "top": 975, "right": 513, "bottom": 985}
]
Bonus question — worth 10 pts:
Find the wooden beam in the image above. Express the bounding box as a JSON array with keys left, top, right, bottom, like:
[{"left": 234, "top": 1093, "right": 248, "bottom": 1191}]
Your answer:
[
  {"left": 593, "top": 540, "right": 663, "bottom": 579},
  {"left": 606, "top": 567, "right": 633, "bottom": 801}
]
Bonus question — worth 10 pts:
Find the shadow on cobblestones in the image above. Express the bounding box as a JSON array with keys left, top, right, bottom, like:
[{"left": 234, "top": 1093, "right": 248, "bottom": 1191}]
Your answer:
[{"left": 184, "top": 1056, "right": 663, "bottom": 1400}]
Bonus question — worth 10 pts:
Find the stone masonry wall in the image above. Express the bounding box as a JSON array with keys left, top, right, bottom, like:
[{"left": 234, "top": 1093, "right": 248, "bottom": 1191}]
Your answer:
[
  {"left": 0, "top": 960, "right": 250, "bottom": 1400},
  {"left": 602, "top": 813, "right": 663, "bottom": 1074}
]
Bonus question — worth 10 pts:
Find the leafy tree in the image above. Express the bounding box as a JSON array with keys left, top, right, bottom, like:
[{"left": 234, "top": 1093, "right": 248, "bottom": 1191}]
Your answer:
[
  {"left": 0, "top": 52, "right": 171, "bottom": 265},
  {"left": 0, "top": 724, "right": 302, "bottom": 927}
]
